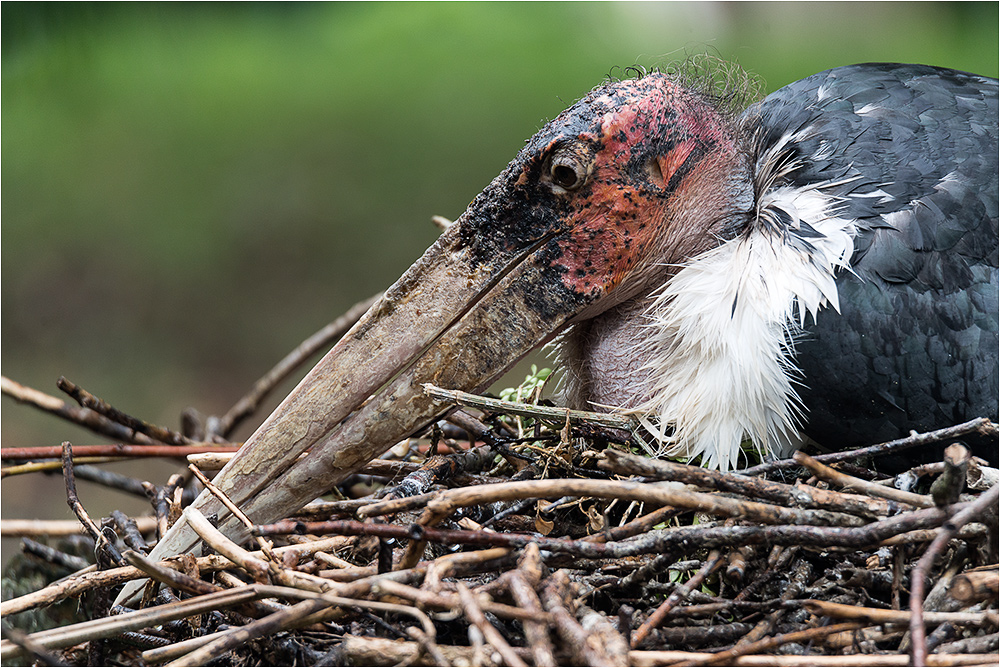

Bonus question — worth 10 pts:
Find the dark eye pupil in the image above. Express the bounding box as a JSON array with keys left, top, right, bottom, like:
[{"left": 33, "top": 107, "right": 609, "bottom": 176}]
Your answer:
[{"left": 552, "top": 164, "right": 579, "bottom": 189}]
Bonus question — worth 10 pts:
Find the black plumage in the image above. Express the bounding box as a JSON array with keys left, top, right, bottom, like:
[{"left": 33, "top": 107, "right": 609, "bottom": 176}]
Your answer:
[{"left": 749, "top": 64, "right": 998, "bottom": 452}]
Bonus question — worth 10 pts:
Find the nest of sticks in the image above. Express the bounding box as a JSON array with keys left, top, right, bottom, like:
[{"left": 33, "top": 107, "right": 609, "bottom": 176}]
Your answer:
[{"left": 2, "top": 298, "right": 998, "bottom": 667}]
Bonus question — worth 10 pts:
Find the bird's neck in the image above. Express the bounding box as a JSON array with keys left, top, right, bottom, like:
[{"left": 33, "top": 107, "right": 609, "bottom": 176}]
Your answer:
[{"left": 561, "top": 141, "right": 861, "bottom": 470}]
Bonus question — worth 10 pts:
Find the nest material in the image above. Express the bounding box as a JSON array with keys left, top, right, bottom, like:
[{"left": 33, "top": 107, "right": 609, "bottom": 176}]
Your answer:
[{"left": 1, "top": 304, "right": 998, "bottom": 667}]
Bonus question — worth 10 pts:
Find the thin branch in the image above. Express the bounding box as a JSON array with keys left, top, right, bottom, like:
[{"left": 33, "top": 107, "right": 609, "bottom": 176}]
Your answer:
[
  {"left": 19, "top": 538, "right": 91, "bottom": 572},
  {"left": 185, "top": 507, "right": 272, "bottom": 585},
  {"left": 456, "top": 581, "right": 527, "bottom": 667},
  {"left": 806, "top": 599, "right": 996, "bottom": 627},
  {"left": 603, "top": 449, "right": 914, "bottom": 518},
  {"left": 2, "top": 443, "right": 240, "bottom": 460},
  {"left": 0, "top": 625, "right": 68, "bottom": 667},
  {"left": 61, "top": 442, "right": 122, "bottom": 566},
  {"left": 424, "top": 383, "right": 637, "bottom": 431},
  {"left": 122, "top": 550, "right": 222, "bottom": 597},
  {"left": 632, "top": 550, "right": 724, "bottom": 647},
  {"left": 670, "top": 621, "right": 868, "bottom": 667},
  {"left": 187, "top": 464, "right": 278, "bottom": 561},
  {"left": 1, "top": 517, "right": 157, "bottom": 538},
  {"left": 360, "top": 478, "right": 865, "bottom": 526},
  {"left": 3, "top": 457, "right": 129, "bottom": 477},
  {"left": 738, "top": 418, "right": 997, "bottom": 476},
  {"left": 793, "top": 451, "right": 934, "bottom": 508},
  {"left": 336, "top": 635, "right": 996, "bottom": 667},
  {"left": 254, "top": 506, "right": 956, "bottom": 562},
  {"left": 910, "top": 484, "right": 1000, "bottom": 666},
  {"left": 0, "top": 588, "right": 268, "bottom": 661},
  {"left": 57, "top": 377, "right": 191, "bottom": 444},
  {"left": 215, "top": 293, "right": 381, "bottom": 437},
  {"left": 1, "top": 376, "right": 156, "bottom": 444}
]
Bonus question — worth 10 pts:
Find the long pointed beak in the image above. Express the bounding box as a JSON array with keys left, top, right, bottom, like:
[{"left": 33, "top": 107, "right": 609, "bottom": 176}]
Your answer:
[{"left": 115, "top": 211, "right": 580, "bottom": 605}]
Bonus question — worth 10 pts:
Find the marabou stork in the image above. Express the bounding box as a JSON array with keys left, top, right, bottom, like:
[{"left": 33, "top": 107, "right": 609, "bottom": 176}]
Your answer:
[{"left": 116, "top": 62, "right": 998, "bottom": 605}]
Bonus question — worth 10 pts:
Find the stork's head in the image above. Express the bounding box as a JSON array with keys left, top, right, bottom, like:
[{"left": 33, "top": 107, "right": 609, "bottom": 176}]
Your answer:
[
  {"left": 459, "top": 73, "right": 752, "bottom": 321},
  {"left": 116, "top": 73, "right": 755, "bottom": 604}
]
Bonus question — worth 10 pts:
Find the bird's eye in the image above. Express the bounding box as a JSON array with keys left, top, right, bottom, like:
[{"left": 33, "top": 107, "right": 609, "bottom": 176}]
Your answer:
[
  {"left": 545, "top": 143, "right": 591, "bottom": 192},
  {"left": 552, "top": 162, "right": 582, "bottom": 189}
]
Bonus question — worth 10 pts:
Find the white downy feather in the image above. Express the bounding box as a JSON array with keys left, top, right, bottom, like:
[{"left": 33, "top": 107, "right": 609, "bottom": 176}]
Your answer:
[{"left": 634, "top": 177, "right": 858, "bottom": 470}]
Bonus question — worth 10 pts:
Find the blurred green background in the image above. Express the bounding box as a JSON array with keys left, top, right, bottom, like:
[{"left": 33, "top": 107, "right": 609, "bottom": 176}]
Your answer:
[{"left": 3, "top": 2, "right": 997, "bottom": 562}]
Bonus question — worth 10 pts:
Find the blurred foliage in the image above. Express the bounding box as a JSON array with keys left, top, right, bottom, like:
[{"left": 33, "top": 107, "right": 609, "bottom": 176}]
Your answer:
[{"left": 2, "top": 2, "right": 997, "bottom": 552}]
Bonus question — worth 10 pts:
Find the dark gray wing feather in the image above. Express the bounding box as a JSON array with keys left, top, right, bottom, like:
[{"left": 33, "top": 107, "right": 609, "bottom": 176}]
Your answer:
[{"left": 746, "top": 63, "right": 998, "bottom": 452}]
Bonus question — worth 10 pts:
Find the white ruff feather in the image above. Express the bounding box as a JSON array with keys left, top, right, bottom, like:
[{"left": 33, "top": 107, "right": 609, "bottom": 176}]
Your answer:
[{"left": 634, "top": 182, "right": 858, "bottom": 470}]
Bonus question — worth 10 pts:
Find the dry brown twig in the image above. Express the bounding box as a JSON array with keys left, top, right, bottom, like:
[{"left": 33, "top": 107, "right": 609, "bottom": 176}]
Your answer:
[
  {"left": 214, "top": 293, "right": 381, "bottom": 438},
  {"left": 909, "top": 483, "right": 1000, "bottom": 666},
  {"left": 1, "top": 376, "right": 157, "bottom": 444},
  {"left": 793, "top": 451, "right": 935, "bottom": 508},
  {"left": 1, "top": 443, "right": 241, "bottom": 461},
  {"left": 631, "top": 549, "right": 724, "bottom": 648},
  {"left": 57, "top": 377, "right": 192, "bottom": 445}
]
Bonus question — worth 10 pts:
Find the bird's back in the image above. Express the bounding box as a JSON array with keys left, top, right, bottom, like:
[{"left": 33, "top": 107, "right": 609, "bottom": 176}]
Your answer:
[{"left": 748, "top": 63, "right": 998, "bottom": 452}]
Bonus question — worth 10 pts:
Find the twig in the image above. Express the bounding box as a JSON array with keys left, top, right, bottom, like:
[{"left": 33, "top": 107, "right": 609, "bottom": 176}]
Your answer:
[
  {"left": 71, "top": 465, "right": 151, "bottom": 498},
  {"left": 57, "top": 377, "right": 191, "bottom": 444},
  {"left": 122, "top": 550, "right": 222, "bottom": 597},
  {"left": 171, "top": 585, "right": 439, "bottom": 667},
  {"left": 371, "top": 580, "right": 551, "bottom": 624},
  {"left": 19, "top": 538, "right": 91, "bottom": 572},
  {"left": 878, "top": 524, "right": 987, "bottom": 546},
  {"left": 2, "top": 457, "right": 125, "bottom": 477},
  {"left": 424, "top": 384, "right": 637, "bottom": 431},
  {"left": 2, "top": 443, "right": 240, "bottom": 460},
  {"left": 933, "top": 633, "right": 1000, "bottom": 656},
  {"left": 339, "top": 634, "right": 534, "bottom": 666},
  {"left": 359, "top": 476, "right": 865, "bottom": 525},
  {"left": 185, "top": 507, "right": 272, "bottom": 584},
  {"left": 0, "top": 587, "right": 264, "bottom": 660},
  {"left": 542, "top": 570, "right": 613, "bottom": 667},
  {"left": 507, "top": 567, "right": 557, "bottom": 665},
  {"left": 187, "top": 464, "right": 278, "bottom": 561},
  {"left": 379, "top": 446, "right": 495, "bottom": 502},
  {"left": 337, "top": 636, "right": 997, "bottom": 667},
  {"left": 215, "top": 293, "right": 381, "bottom": 437},
  {"left": 793, "top": 452, "right": 934, "bottom": 507},
  {"left": 632, "top": 550, "right": 724, "bottom": 648},
  {"left": 0, "top": 625, "right": 68, "bottom": 667},
  {"left": 108, "top": 510, "right": 148, "bottom": 552},
  {"left": 185, "top": 452, "right": 419, "bottom": 478},
  {"left": 1, "top": 534, "right": 387, "bottom": 618},
  {"left": 395, "top": 477, "right": 859, "bottom": 567},
  {"left": 805, "top": 599, "right": 996, "bottom": 627},
  {"left": 910, "top": 483, "right": 1000, "bottom": 666},
  {"left": 585, "top": 503, "right": 683, "bottom": 544},
  {"left": 257, "top": 501, "right": 961, "bottom": 563},
  {"left": 733, "top": 557, "right": 812, "bottom": 649},
  {"left": 578, "top": 602, "right": 630, "bottom": 666},
  {"left": 140, "top": 629, "right": 233, "bottom": 664},
  {"left": 1, "top": 376, "right": 156, "bottom": 444},
  {"left": 61, "top": 442, "right": 123, "bottom": 566},
  {"left": 406, "top": 626, "right": 450, "bottom": 668},
  {"left": 738, "top": 418, "right": 996, "bottom": 476},
  {"left": 167, "top": 598, "right": 332, "bottom": 667},
  {"left": 672, "top": 621, "right": 869, "bottom": 667},
  {"left": 602, "top": 449, "right": 912, "bottom": 518},
  {"left": 1, "top": 517, "right": 157, "bottom": 538},
  {"left": 456, "top": 581, "right": 527, "bottom": 667}
]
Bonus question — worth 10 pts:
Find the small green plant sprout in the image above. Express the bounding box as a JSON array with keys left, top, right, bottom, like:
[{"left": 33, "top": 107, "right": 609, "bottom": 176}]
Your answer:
[
  {"left": 498, "top": 365, "right": 553, "bottom": 438},
  {"left": 499, "top": 365, "right": 552, "bottom": 405}
]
